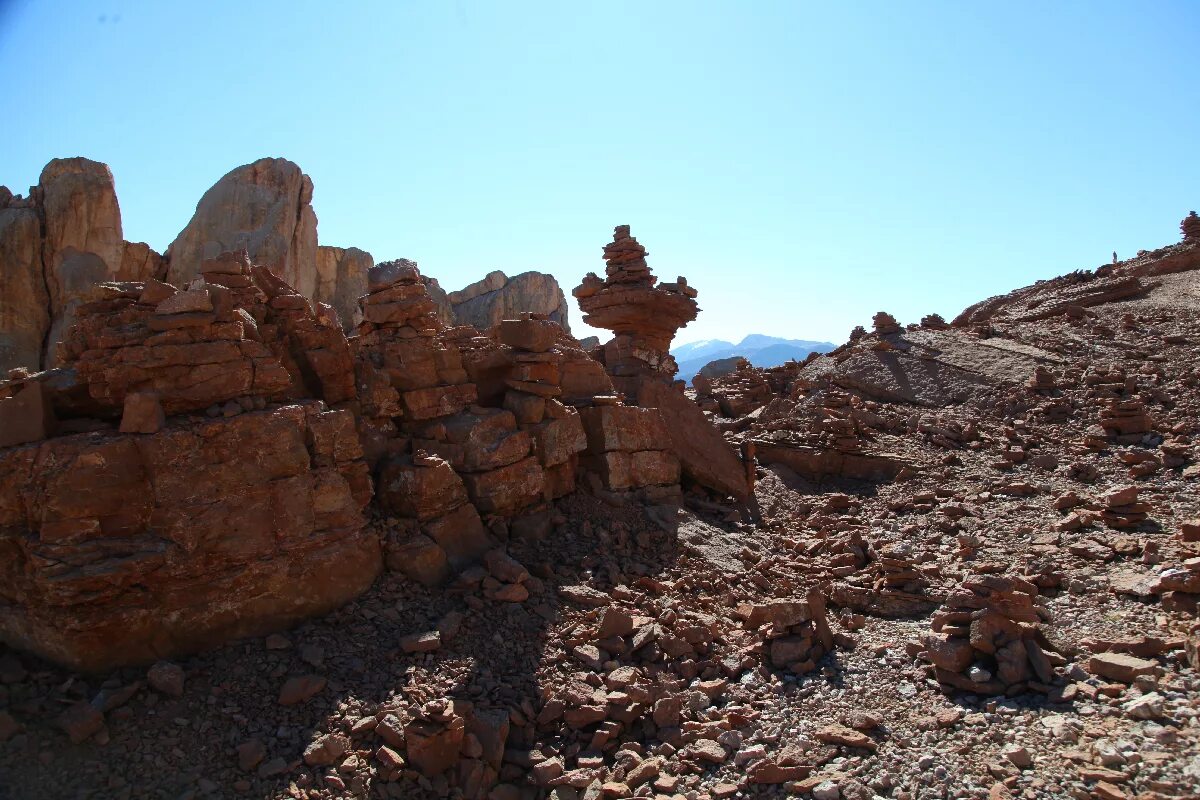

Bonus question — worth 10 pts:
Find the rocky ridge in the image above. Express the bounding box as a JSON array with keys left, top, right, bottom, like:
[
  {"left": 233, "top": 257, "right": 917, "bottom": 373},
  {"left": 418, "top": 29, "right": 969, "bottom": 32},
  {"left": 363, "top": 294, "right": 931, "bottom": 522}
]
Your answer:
[{"left": 0, "top": 205, "right": 1198, "bottom": 800}]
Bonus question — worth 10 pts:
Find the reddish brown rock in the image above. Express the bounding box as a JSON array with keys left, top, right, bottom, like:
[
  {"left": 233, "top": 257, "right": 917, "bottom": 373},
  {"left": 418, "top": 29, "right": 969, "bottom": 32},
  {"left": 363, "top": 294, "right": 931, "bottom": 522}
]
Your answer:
[{"left": 0, "top": 402, "right": 378, "bottom": 671}]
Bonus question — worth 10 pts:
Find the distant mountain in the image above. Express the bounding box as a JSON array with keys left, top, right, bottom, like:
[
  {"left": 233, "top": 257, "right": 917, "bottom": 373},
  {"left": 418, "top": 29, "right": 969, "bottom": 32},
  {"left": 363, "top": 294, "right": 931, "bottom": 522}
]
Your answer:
[{"left": 671, "top": 334, "right": 835, "bottom": 384}]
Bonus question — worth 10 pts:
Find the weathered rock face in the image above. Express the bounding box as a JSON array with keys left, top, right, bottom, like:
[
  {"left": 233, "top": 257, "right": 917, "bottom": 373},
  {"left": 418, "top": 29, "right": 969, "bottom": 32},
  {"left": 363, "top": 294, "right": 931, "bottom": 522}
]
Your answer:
[
  {"left": 0, "top": 249, "right": 374, "bottom": 670},
  {"left": 315, "top": 245, "right": 372, "bottom": 331},
  {"left": 0, "top": 402, "right": 377, "bottom": 671},
  {"left": 0, "top": 158, "right": 163, "bottom": 373},
  {"left": 166, "top": 158, "right": 319, "bottom": 297},
  {"left": 0, "top": 201, "right": 48, "bottom": 374},
  {"left": 356, "top": 261, "right": 605, "bottom": 582},
  {"left": 448, "top": 270, "right": 569, "bottom": 334}
]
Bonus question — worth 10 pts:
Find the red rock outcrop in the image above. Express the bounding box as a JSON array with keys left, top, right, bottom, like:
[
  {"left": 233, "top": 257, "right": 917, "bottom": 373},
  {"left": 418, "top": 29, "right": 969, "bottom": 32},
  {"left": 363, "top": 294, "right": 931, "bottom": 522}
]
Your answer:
[
  {"left": 0, "top": 158, "right": 164, "bottom": 372},
  {"left": 0, "top": 254, "right": 375, "bottom": 670}
]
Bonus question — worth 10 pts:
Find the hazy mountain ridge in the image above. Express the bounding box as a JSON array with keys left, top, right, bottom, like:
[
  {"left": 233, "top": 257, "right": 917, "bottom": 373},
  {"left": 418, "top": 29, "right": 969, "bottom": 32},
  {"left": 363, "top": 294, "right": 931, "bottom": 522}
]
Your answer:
[{"left": 671, "top": 333, "right": 835, "bottom": 383}]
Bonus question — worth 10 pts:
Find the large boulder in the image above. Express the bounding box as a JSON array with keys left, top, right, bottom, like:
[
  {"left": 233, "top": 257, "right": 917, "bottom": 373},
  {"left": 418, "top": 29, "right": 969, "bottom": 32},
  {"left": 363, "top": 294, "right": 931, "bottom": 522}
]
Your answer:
[
  {"left": 166, "top": 158, "right": 319, "bottom": 297},
  {"left": 0, "top": 403, "right": 379, "bottom": 671},
  {"left": 449, "top": 270, "right": 570, "bottom": 333},
  {"left": 638, "top": 380, "right": 749, "bottom": 500}
]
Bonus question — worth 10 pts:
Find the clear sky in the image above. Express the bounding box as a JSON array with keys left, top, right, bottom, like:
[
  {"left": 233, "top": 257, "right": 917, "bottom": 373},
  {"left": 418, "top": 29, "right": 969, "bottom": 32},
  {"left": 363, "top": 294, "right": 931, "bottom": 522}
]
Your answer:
[{"left": 2, "top": 1, "right": 1197, "bottom": 346}]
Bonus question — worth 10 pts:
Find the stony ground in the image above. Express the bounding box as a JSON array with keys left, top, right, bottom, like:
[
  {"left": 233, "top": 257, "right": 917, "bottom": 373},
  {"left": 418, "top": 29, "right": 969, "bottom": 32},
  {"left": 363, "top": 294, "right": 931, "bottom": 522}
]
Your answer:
[{"left": 2, "top": 250, "right": 1200, "bottom": 800}]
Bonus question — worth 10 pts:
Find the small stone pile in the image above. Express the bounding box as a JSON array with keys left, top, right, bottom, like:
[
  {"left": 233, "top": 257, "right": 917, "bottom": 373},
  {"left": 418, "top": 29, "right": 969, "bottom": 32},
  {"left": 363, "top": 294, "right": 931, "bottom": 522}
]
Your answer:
[
  {"left": 872, "top": 311, "right": 902, "bottom": 335},
  {"left": 811, "top": 391, "right": 870, "bottom": 454},
  {"left": 692, "top": 361, "right": 773, "bottom": 418},
  {"left": 1027, "top": 365, "right": 1058, "bottom": 393},
  {"left": 1182, "top": 210, "right": 1200, "bottom": 241},
  {"left": 1100, "top": 485, "right": 1152, "bottom": 529},
  {"left": 1152, "top": 556, "right": 1200, "bottom": 614},
  {"left": 920, "top": 575, "right": 1062, "bottom": 695},
  {"left": 1099, "top": 398, "right": 1155, "bottom": 442},
  {"left": 740, "top": 591, "right": 835, "bottom": 675},
  {"left": 920, "top": 313, "right": 949, "bottom": 329},
  {"left": 831, "top": 542, "right": 940, "bottom": 617}
]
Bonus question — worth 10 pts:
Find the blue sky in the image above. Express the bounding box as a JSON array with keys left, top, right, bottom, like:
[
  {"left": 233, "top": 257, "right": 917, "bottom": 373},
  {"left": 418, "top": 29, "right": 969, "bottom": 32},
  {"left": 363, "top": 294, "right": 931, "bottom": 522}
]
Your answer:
[{"left": 2, "top": 1, "right": 1197, "bottom": 345}]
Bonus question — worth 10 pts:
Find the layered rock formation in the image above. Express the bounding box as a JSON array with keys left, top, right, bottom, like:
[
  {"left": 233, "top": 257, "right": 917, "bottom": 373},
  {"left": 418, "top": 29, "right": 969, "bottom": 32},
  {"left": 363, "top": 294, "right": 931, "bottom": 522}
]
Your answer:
[
  {"left": 0, "top": 256, "right": 374, "bottom": 670},
  {"left": 448, "top": 270, "right": 569, "bottom": 334},
  {"left": 0, "top": 158, "right": 164, "bottom": 373}
]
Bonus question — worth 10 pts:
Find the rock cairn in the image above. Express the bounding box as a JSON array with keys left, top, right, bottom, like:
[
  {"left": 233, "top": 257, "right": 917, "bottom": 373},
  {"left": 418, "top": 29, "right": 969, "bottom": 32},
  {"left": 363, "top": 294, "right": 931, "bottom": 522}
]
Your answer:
[
  {"left": 1182, "top": 210, "right": 1200, "bottom": 241},
  {"left": 573, "top": 226, "right": 698, "bottom": 401},
  {"left": 1027, "top": 365, "right": 1058, "bottom": 393},
  {"left": 872, "top": 312, "right": 902, "bottom": 335},
  {"left": 831, "top": 542, "right": 941, "bottom": 617},
  {"left": 1152, "top": 557, "right": 1200, "bottom": 614},
  {"left": 1099, "top": 398, "right": 1155, "bottom": 442},
  {"left": 740, "top": 591, "right": 835, "bottom": 675},
  {"left": 692, "top": 361, "right": 774, "bottom": 418},
  {"left": 920, "top": 575, "right": 1063, "bottom": 695},
  {"left": 1100, "top": 484, "right": 1151, "bottom": 529}
]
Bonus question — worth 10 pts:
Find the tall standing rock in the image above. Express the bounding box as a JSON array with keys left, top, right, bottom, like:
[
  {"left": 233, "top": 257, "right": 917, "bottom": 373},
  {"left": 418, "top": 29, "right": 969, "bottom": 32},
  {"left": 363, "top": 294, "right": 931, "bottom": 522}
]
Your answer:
[
  {"left": 0, "top": 157, "right": 162, "bottom": 372},
  {"left": 38, "top": 158, "right": 126, "bottom": 368},
  {"left": 166, "top": 158, "right": 319, "bottom": 298},
  {"left": 316, "top": 245, "right": 373, "bottom": 330},
  {"left": 0, "top": 196, "right": 48, "bottom": 374}
]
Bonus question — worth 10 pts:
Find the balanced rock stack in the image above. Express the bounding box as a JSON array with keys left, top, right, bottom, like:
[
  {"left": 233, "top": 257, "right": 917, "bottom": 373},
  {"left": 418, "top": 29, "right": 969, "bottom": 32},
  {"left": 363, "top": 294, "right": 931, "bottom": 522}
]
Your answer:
[
  {"left": 573, "top": 225, "right": 699, "bottom": 401},
  {"left": 1099, "top": 398, "right": 1155, "bottom": 442},
  {"left": 1100, "top": 485, "right": 1152, "bottom": 529},
  {"left": 1182, "top": 210, "right": 1200, "bottom": 241},
  {"left": 812, "top": 391, "right": 869, "bottom": 454},
  {"left": 740, "top": 591, "right": 835, "bottom": 675},
  {"left": 692, "top": 361, "right": 773, "bottom": 418},
  {"left": 872, "top": 311, "right": 902, "bottom": 335},
  {"left": 920, "top": 575, "right": 1063, "bottom": 695},
  {"left": 1027, "top": 365, "right": 1058, "bottom": 393},
  {"left": 920, "top": 313, "right": 949, "bottom": 329}
]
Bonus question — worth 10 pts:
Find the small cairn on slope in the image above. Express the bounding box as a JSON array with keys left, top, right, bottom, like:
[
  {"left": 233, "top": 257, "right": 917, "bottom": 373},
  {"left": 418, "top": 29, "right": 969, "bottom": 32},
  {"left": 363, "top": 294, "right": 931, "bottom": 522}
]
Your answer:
[
  {"left": 739, "top": 590, "right": 836, "bottom": 675},
  {"left": 1182, "top": 210, "right": 1200, "bottom": 241},
  {"left": 918, "top": 575, "right": 1063, "bottom": 695},
  {"left": 1100, "top": 484, "right": 1152, "bottom": 530},
  {"left": 872, "top": 311, "right": 902, "bottom": 335},
  {"left": 694, "top": 360, "right": 774, "bottom": 418},
  {"left": 1152, "top": 556, "right": 1200, "bottom": 614},
  {"left": 830, "top": 540, "right": 942, "bottom": 617}
]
